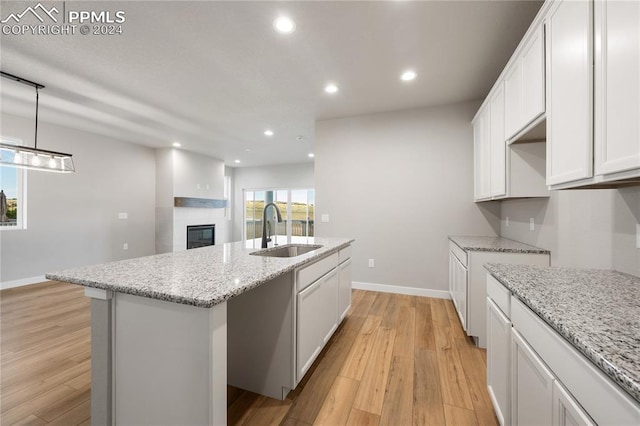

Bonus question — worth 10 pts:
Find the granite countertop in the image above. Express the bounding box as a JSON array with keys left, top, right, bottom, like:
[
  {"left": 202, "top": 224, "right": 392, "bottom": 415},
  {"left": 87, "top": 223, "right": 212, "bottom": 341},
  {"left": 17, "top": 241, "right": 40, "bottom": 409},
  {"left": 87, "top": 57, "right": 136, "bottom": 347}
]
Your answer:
[
  {"left": 449, "top": 235, "right": 550, "bottom": 254},
  {"left": 484, "top": 263, "right": 639, "bottom": 403},
  {"left": 46, "top": 237, "right": 354, "bottom": 308}
]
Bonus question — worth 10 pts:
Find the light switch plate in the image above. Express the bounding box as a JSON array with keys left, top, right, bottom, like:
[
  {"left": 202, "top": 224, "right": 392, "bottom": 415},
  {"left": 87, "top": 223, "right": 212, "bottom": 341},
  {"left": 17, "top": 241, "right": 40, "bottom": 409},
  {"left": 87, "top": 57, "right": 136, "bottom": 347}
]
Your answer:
[
  {"left": 321, "top": 214, "right": 330, "bottom": 223},
  {"left": 123, "top": 243, "right": 128, "bottom": 250},
  {"left": 118, "top": 212, "right": 128, "bottom": 219}
]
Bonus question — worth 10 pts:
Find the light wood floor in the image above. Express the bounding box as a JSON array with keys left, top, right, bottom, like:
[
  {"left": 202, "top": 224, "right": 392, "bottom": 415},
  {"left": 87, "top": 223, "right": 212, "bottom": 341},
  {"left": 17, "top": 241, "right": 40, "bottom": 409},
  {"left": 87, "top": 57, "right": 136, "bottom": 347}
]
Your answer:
[{"left": 1, "top": 282, "right": 497, "bottom": 426}]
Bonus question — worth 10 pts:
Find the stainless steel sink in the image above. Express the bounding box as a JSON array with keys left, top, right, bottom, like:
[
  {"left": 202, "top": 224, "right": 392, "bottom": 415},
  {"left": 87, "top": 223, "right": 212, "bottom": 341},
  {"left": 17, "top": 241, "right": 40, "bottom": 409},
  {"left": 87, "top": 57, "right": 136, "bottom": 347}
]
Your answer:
[{"left": 250, "top": 244, "right": 323, "bottom": 258}]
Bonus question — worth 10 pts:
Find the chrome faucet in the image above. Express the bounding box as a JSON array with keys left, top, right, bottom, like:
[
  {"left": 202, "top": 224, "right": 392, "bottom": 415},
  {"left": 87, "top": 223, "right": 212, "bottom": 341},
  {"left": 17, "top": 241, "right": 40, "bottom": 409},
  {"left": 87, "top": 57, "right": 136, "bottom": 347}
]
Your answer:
[{"left": 261, "top": 202, "right": 283, "bottom": 248}]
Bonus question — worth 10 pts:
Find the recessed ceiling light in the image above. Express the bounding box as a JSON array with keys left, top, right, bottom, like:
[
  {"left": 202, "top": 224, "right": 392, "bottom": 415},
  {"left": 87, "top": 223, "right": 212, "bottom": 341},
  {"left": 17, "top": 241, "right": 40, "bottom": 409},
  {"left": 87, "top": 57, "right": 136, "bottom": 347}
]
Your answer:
[
  {"left": 234, "top": 159, "right": 241, "bottom": 164},
  {"left": 324, "top": 83, "right": 338, "bottom": 94},
  {"left": 296, "top": 135, "right": 304, "bottom": 142},
  {"left": 308, "top": 153, "right": 315, "bottom": 158},
  {"left": 172, "top": 142, "right": 181, "bottom": 147},
  {"left": 264, "top": 129, "right": 274, "bottom": 136},
  {"left": 401, "top": 70, "right": 417, "bottom": 81},
  {"left": 244, "top": 148, "right": 251, "bottom": 152},
  {"left": 273, "top": 16, "right": 295, "bottom": 34}
]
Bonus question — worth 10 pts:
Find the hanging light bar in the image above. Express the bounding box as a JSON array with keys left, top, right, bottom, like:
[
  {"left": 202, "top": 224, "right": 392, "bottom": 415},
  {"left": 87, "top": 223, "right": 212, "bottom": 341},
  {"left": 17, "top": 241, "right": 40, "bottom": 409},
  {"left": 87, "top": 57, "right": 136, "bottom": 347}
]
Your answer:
[{"left": 0, "top": 71, "right": 75, "bottom": 173}]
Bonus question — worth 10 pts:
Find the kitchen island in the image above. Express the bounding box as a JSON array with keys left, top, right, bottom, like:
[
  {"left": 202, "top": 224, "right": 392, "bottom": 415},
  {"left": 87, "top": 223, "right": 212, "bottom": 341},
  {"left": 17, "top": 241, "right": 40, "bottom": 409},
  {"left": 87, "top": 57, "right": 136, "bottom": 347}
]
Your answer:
[
  {"left": 484, "top": 263, "right": 639, "bottom": 425},
  {"left": 46, "top": 236, "right": 354, "bottom": 426}
]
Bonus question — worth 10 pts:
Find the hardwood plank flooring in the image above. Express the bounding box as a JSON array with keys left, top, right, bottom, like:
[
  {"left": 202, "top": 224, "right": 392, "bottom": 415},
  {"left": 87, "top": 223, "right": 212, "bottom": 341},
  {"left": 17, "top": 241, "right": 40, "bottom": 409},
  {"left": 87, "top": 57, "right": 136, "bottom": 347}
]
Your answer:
[{"left": 2, "top": 283, "right": 498, "bottom": 426}]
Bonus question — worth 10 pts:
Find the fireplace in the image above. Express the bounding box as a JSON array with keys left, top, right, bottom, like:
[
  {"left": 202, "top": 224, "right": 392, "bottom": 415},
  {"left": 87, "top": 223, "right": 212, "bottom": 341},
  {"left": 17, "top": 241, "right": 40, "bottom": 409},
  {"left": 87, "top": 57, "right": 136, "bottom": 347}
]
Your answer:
[{"left": 187, "top": 224, "right": 215, "bottom": 250}]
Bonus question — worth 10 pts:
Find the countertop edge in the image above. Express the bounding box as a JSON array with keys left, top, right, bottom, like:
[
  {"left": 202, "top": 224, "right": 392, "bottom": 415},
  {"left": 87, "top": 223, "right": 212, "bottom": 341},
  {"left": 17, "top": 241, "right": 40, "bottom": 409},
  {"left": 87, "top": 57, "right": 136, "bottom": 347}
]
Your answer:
[
  {"left": 46, "top": 238, "right": 355, "bottom": 308},
  {"left": 448, "top": 236, "right": 551, "bottom": 255}
]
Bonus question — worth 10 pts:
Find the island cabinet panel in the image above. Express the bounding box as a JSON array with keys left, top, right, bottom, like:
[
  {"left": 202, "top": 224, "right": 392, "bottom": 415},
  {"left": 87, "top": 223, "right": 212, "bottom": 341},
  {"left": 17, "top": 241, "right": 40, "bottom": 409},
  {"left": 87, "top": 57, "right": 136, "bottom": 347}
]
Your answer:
[
  {"left": 112, "top": 293, "right": 227, "bottom": 426},
  {"left": 227, "top": 272, "right": 295, "bottom": 400}
]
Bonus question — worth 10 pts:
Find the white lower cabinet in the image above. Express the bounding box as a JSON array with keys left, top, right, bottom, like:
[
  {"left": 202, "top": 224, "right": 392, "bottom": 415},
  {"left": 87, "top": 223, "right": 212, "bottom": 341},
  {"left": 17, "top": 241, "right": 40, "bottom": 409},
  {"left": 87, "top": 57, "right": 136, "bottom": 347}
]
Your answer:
[
  {"left": 487, "top": 298, "right": 511, "bottom": 426},
  {"left": 296, "top": 268, "right": 338, "bottom": 381},
  {"left": 449, "top": 251, "right": 468, "bottom": 331},
  {"left": 511, "top": 328, "right": 554, "bottom": 426},
  {"left": 552, "top": 380, "right": 596, "bottom": 426},
  {"left": 487, "top": 272, "right": 639, "bottom": 426}
]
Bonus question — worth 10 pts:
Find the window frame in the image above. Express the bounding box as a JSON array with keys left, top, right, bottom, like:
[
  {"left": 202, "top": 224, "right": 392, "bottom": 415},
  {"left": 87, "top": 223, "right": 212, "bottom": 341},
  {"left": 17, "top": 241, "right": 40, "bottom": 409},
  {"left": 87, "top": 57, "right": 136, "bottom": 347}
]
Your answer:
[
  {"left": 242, "top": 187, "right": 315, "bottom": 245},
  {"left": 0, "top": 137, "right": 27, "bottom": 231}
]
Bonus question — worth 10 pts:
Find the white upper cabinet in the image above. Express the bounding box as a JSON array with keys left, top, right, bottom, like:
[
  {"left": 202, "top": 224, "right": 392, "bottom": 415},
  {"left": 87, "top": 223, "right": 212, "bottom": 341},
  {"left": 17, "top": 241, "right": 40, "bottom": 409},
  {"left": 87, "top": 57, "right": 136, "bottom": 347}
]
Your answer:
[
  {"left": 594, "top": 0, "right": 640, "bottom": 177},
  {"left": 474, "top": 107, "right": 492, "bottom": 201},
  {"left": 505, "top": 25, "right": 546, "bottom": 141},
  {"left": 490, "top": 83, "right": 507, "bottom": 198},
  {"left": 521, "top": 26, "right": 546, "bottom": 129},
  {"left": 546, "top": 0, "right": 593, "bottom": 186},
  {"left": 504, "top": 61, "right": 523, "bottom": 140}
]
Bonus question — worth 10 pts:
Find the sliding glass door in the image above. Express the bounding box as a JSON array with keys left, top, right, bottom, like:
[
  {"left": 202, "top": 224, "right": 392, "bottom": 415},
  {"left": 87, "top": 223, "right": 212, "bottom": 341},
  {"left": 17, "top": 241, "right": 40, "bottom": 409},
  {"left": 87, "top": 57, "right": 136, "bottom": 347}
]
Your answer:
[{"left": 244, "top": 188, "right": 314, "bottom": 247}]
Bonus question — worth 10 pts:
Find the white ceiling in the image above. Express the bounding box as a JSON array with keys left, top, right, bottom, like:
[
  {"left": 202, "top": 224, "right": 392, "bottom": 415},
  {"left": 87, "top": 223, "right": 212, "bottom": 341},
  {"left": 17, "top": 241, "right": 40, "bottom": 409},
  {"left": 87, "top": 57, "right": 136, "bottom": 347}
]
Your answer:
[{"left": 0, "top": 0, "right": 542, "bottom": 167}]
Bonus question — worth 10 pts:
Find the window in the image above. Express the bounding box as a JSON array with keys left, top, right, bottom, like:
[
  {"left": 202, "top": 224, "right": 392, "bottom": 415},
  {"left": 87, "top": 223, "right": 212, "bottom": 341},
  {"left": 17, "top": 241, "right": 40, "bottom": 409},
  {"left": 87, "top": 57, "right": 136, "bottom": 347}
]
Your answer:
[
  {"left": 244, "top": 188, "right": 314, "bottom": 247},
  {"left": 0, "top": 138, "right": 27, "bottom": 230}
]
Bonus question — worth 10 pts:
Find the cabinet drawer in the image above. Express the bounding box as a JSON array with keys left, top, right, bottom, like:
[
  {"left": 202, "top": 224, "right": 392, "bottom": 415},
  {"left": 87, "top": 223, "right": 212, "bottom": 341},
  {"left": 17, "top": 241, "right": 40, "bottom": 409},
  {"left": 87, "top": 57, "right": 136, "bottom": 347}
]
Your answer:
[
  {"left": 449, "top": 241, "right": 468, "bottom": 267},
  {"left": 487, "top": 274, "right": 511, "bottom": 318},
  {"left": 338, "top": 245, "right": 352, "bottom": 264},
  {"left": 296, "top": 253, "right": 339, "bottom": 292}
]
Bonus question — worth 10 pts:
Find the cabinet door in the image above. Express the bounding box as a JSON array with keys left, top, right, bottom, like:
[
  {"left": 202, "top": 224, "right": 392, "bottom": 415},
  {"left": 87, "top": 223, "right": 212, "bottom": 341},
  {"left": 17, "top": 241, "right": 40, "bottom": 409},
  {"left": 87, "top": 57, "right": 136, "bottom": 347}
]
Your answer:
[
  {"left": 594, "top": 0, "right": 640, "bottom": 176},
  {"left": 552, "top": 381, "right": 596, "bottom": 426},
  {"left": 451, "top": 254, "right": 467, "bottom": 331},
  {"left": 474, "top": 108, "right": 492, "bottom": 200},
  {"left": 487, "top": 298, "right": 512, "bottom": 426},
  {"left": 546, "top": 0, "right": 593, "bottom": 186},
  {"left": 319, "top": 269, "right": 339, "bottom": 344},
  {"left": 521, "top": 26, "right": 545, "bottom": 127},
  {"left": 511, "top": 329, "right": 554, "bottom": 426},
  {"left": 297, "top": 278, "right": 325, "bottom": 381},
  {"left": 338, "top": 259, "right": 352, "bottom": 321},
  {"left": 505, "top": 61, "right": 523, "bottom": 140},
  {"left": 490, "top": 83, "right": 507, "bottom": 198}
]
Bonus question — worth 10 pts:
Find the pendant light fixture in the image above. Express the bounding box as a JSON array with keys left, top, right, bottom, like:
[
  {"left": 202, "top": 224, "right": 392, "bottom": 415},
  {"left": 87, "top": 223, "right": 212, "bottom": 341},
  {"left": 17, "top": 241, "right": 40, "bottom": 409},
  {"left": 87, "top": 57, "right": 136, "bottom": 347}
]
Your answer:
[{"left": 0, "top": 71, "right": 75, "bottom": 173}]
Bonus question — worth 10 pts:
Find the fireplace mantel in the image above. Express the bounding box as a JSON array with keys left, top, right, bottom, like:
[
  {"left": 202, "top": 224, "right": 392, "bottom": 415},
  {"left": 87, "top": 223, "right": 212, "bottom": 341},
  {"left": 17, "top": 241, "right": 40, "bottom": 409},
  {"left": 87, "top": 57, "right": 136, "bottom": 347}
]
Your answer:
[{"left": 174, "top": 197, "right": 228, "bottom": 208}]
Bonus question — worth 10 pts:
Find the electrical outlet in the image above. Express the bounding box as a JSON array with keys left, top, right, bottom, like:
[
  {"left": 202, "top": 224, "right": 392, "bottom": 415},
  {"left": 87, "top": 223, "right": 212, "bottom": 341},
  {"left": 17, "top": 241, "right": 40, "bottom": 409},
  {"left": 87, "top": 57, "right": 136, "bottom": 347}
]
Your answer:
[
  {"left": 118, "top": 212, "right": 128, "bottom": 219},
  {"left": 529, "top": 218, "right": 535, "bottom": 231},
  {"left": 368, "top": 259, "right": 375, "bottom": 268},
  {"left": 123, "top": 243, "right": 128, "bottom": 250},
  {"left": 321, "top": 214, "right": 330, "bottom": 223},
  {"left": 506, "top": 216, "right": 509, "bottom": 227}
]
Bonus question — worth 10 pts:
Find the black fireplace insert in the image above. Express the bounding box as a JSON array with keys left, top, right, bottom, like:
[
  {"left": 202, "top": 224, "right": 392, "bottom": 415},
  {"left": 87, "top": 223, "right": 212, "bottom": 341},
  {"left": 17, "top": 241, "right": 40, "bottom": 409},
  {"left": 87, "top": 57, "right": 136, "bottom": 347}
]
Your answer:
[{"left": 187, "top": 224, "right": 215, "bottom": 250}]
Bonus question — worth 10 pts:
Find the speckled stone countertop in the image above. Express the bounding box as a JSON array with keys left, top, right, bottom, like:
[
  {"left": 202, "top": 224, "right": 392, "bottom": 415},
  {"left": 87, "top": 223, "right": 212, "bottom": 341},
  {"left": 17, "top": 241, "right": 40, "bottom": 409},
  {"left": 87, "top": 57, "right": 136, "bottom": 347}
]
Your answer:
[
  {"left": 46, "top": 237, "right": 354, "bottom": 308},
  {"left": 449, "top": 235, "right": 550, "bottom": 254},
  {"left": 485, "top": 263, "right": 639, "bottom": 403}
]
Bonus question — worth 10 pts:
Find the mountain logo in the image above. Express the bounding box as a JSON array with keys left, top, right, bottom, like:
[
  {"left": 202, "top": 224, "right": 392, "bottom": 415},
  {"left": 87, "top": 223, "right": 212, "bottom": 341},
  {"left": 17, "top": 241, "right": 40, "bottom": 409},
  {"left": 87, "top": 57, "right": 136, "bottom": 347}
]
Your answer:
[{"left": 1, "top": 3, "right": 59, "bottom": 24}]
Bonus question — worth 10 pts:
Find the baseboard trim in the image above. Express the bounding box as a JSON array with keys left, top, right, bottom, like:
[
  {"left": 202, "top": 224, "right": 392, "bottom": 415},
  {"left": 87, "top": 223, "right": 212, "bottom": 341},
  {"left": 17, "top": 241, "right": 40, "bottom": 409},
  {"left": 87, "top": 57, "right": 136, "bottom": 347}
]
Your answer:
[
  {"left": 1, "top": 275, "right": 48, "bottom": 290},
  {"left": 352, "top": 281, "right": 451, "bottom": 299}
]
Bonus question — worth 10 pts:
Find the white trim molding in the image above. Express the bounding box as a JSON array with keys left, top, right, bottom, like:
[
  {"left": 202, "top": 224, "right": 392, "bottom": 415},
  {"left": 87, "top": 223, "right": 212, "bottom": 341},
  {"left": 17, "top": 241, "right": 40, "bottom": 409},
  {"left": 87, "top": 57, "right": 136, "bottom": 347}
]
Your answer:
[
  {"left": 352, "top": 281, "right": 451, "bottom": 299},
  {"left": 1, "top": 275, "right": 48, "bottom": 290}
]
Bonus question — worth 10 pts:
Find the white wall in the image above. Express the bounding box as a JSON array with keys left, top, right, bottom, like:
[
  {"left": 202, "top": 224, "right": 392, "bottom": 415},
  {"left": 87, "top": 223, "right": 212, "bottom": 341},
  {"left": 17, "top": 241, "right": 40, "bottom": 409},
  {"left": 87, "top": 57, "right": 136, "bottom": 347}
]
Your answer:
[
  {"left": 1, "top": 113, "right": 156, "bottom": 286},
  {"left": 314, "top": 101, "right": 500, "bottom": 294},
  {"left": 231, "top": 163, "right": 314, "bottom": 242},
  {"left": 500, "top": 187, "right": 640, "bottom": 276},
  {"left": 155, "top": 148, "right": 228, "bottom": 253}
]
